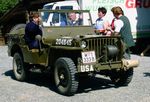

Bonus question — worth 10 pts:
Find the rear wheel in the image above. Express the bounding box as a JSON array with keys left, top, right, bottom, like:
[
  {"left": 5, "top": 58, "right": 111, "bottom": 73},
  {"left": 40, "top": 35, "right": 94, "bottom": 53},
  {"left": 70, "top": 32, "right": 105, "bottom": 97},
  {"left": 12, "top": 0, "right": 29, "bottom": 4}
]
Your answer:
[
  {"left": 109, "top": 68, "right": 133, "bottom": 86},
  {"left": 13, "top": 53, "right": 28, "bottom": 81},
  {"left": 54, "top": 57, "right": 78, "bottom": 96}
]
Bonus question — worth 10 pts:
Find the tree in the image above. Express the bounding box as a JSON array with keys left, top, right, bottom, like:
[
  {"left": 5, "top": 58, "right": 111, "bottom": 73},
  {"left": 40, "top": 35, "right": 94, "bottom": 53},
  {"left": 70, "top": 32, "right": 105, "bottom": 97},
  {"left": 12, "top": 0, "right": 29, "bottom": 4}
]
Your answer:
[{"left": 0, "top": 0, "right": 18, "bottom": 17}]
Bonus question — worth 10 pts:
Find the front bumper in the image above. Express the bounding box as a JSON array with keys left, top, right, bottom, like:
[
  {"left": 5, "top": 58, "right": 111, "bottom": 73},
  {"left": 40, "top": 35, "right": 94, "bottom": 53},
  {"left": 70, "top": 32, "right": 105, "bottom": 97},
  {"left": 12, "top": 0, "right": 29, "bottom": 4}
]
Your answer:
[
  {"left": 77, "top": 61, "right": 122, "bottom": 73},
  {"left": 77, "top": 59, "right": 139, "bottom": 73}
]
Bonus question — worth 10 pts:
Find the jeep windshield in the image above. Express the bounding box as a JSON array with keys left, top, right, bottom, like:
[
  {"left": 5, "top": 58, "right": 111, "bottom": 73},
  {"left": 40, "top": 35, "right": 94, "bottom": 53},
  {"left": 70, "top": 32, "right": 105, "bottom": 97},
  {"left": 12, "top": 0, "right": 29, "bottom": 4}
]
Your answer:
[
  {"left": 40, "top": 10, "right": 93, "bottom": 27},
  {"left": 42, "top": 5, "right": 53, "bottom": 21}
]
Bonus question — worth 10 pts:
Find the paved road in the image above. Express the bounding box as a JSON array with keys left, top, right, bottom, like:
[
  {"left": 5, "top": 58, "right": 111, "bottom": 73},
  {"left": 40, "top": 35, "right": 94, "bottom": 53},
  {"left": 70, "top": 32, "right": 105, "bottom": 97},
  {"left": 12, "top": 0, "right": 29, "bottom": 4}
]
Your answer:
[{"left": 0, "top": 46, "right": 150, "bottom": 102}]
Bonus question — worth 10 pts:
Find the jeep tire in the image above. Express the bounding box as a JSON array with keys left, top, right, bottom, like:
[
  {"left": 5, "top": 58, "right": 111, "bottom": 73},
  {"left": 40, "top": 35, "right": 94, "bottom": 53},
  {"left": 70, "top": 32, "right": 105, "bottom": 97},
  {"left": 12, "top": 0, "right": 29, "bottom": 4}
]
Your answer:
[
  {"left": 109, "top": 68, "right": 133, "bottom": 86},
  {"left": 13, "top": 53, "right": 27, "bottom": 81},
  {"left": 54, "top": 57, "right": 78, "bottom": 96}
]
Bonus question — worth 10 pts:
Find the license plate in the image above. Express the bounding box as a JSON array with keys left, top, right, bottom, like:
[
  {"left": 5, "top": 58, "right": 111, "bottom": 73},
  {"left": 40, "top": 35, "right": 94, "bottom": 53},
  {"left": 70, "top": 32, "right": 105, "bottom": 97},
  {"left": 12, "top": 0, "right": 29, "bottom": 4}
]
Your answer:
[{"left": 81, "top": 51, "right": 96, "bottom": 64}]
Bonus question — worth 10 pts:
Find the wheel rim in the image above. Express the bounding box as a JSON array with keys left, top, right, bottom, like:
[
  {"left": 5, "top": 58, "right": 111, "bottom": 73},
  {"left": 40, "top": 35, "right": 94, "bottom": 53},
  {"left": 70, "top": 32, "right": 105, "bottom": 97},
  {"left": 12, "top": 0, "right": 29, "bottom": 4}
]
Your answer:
[
  {"left": 16, "top": 59, "right": 22, "bottom": 74},
  {"left": 57, "top": 66, "right": 69, "bottom": 87},
  {"left": 54, "top": 58, "right": 78, "bottom": 95},
  {"left": 13, "top": 55, "right": 23, "bottom": 76}
]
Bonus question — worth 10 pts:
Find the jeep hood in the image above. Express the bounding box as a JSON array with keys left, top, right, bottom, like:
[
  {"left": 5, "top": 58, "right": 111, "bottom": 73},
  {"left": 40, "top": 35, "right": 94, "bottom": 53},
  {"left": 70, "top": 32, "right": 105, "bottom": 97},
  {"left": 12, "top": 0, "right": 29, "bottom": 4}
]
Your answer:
[{"left": 42, "top": 26, "right": 96, "bottom": 44}]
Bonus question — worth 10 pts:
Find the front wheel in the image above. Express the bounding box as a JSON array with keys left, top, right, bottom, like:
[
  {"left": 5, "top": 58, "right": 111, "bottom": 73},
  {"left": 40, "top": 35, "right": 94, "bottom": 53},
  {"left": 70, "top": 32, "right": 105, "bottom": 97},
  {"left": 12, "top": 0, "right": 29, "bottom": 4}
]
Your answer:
[
  {"left": 54, "top": 57, "right": 78, "bottom": 96},
  {"left": 109, "top": 68, "right": 133, "bottom": 86},
  {"left": 13, "top": 53, "right": 27, "bottom": 81}
]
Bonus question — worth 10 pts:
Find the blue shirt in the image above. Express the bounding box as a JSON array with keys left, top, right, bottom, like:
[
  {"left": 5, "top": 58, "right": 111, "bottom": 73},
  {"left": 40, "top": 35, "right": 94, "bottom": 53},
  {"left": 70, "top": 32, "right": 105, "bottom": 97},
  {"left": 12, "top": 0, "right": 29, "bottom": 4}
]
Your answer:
[{"left": 94, "top": 18, "right": 105, "bottom": 30}]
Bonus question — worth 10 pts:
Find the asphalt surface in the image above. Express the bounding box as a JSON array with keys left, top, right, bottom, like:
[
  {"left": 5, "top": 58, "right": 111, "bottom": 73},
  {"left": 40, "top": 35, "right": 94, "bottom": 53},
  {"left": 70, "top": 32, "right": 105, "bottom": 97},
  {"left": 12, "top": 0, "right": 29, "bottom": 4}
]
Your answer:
[{"left": 0, "top": 46, "right": 150, "bottom": 102}]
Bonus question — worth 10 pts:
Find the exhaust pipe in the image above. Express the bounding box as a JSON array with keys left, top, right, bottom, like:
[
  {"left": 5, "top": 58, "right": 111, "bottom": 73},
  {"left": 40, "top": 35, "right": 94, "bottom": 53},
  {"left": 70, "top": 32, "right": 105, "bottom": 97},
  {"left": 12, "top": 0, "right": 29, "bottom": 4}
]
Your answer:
[{"left": 122, "top": 59, "right": 139, "bottom": 69}]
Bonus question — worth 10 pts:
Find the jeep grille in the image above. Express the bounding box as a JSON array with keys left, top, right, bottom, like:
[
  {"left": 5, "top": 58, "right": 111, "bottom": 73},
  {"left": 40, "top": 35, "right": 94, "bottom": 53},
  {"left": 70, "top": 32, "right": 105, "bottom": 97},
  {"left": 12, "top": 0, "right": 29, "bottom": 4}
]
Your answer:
[{"left": 85, "top": 37, "right": 121, "bottom": 62}]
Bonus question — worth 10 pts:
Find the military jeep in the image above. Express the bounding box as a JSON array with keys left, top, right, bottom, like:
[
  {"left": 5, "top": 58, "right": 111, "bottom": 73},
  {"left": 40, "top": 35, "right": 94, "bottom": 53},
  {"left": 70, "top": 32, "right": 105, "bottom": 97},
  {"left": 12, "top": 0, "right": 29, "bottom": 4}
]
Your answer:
[{"left": 7, "top": 10, "right": 138, "bottom": 96}]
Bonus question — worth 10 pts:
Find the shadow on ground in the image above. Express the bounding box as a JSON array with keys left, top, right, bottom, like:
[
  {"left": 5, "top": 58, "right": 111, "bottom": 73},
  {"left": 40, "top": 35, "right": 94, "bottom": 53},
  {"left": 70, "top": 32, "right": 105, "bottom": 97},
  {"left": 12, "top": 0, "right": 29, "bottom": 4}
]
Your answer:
[
  {"left": 143, "top": 72, "right": 150, "bottom": 77},
  {"left": 4, "top": 70, "right": 117, "bottom": 95},
  {"left": 77, "top": 76, "right": 115, "bottom": 94}
]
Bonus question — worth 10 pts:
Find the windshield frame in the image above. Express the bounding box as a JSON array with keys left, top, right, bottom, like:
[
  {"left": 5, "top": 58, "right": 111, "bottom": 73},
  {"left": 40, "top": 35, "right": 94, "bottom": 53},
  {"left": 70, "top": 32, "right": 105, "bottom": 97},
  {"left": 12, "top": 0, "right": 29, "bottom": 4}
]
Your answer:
[{"left": 39, "top": 9, "right": 93, "bottom": 27}]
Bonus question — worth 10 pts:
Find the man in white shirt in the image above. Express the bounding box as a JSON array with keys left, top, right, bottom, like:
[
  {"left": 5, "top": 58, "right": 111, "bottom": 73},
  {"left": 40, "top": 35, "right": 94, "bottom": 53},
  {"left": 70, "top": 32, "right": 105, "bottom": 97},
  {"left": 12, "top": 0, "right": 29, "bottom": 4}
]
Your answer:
[{"left": 114, "top": 19, "right": 124, "bottom": 33}]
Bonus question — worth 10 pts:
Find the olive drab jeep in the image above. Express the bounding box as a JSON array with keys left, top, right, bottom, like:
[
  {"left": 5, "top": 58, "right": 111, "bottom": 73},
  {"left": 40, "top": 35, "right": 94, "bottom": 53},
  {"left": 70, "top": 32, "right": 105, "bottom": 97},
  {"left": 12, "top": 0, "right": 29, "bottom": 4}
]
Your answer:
[{"left": 7, "top": 10, "right": 139, "bottom": 96}]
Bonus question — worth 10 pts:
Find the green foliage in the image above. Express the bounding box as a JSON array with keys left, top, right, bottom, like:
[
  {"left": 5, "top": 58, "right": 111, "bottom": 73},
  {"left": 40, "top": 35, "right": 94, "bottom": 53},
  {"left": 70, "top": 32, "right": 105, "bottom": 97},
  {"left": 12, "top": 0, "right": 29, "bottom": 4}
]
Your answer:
[{"left": 0, "top": 0, "right": 18, "bottom": 17}]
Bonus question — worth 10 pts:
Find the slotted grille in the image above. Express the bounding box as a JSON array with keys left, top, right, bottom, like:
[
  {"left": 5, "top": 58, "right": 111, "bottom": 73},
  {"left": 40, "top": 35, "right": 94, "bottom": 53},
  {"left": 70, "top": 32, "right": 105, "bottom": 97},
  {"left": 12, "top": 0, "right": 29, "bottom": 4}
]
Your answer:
[{"left": 85, "top": 37, "right": 121, "bottom": 62}]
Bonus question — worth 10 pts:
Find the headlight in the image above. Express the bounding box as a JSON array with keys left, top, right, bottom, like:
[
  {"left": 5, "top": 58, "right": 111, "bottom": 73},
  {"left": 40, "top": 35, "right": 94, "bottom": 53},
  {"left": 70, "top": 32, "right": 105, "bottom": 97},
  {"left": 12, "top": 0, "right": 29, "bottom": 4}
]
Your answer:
[{"left": 80, "top": 40, "right": 87, "bottom": 48}]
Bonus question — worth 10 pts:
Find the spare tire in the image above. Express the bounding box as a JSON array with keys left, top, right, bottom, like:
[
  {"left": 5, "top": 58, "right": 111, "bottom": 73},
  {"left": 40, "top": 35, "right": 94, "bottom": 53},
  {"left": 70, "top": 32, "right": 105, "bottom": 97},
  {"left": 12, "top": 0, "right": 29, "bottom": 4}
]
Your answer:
[{"left": 9, "top": 24, "right": 26, "bottom": 34}]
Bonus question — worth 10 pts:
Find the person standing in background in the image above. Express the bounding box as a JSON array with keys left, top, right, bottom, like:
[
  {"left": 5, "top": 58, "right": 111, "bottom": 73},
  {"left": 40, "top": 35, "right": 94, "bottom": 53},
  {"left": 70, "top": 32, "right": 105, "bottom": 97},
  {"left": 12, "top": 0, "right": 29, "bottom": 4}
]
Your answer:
[
  {"left": 94, "top": 7, "right": 109, "bottom": 34},
  {"left": 110, "top": 6, "right": 135, "bottom": 59}
]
